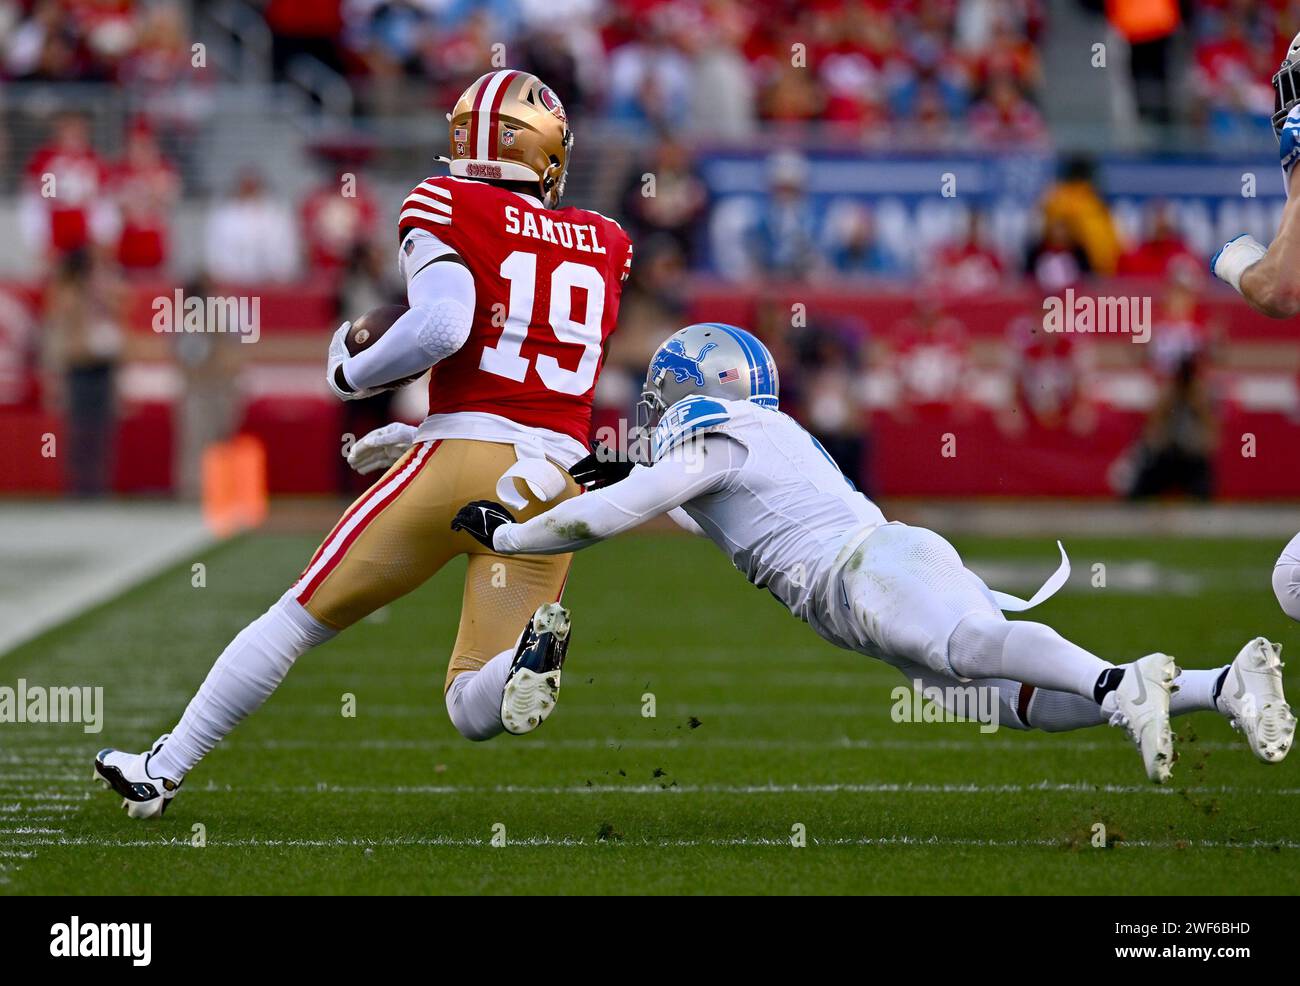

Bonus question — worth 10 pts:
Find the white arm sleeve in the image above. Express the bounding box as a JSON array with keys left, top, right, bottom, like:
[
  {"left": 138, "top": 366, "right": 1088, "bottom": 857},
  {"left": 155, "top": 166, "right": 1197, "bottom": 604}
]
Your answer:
[
  {"left": 341, "top": 229, "right": 476, "bottom": 391},
  {"left": 494, "top": 436, "right": 745, "bottom": 555},
  {"left": 618, "top": 464, "right": 707, "bottom": 536}
]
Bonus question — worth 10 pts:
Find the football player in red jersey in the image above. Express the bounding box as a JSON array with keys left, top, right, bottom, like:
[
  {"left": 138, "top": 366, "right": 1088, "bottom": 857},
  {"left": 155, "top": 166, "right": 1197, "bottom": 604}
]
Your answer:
[{"left": 93, "top": 71, "right": 636, "bottom": 818}]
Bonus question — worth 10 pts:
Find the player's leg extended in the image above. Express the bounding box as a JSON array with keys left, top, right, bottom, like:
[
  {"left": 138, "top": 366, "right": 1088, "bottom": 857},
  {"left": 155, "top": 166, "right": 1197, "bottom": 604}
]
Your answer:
[
  {"left": 845, "top": 523, "right": 1124, "bottom": 699},
  {"left": 1007, "top": 638, "right": 1293, "bottom": 761},
  {"left": 973, "top": 668, "right": 1235, "bottom": 732},
  {"left": 844, "top": 523, "right": 1177, "bottom": 781},
  {"left": 441, "top": 445, "right": 580, "bottom": 740},
  {"left": 889, "top": 660, "right": 1030, "bottom": 732},
  {"left": 295, "top": 440, "right": 468, "bottom": 630},
  {"left": 886, "top": 662, "right": 1221, "bottom": 736},
  {"left": 95, "top": 441, "right": 459, "bottom": 816},
  {"left": 443, "top": 553, "right": 574, "bottom": 739},
  {"left": 946, "top": 610, "right": 1178, "bottom": 784}
]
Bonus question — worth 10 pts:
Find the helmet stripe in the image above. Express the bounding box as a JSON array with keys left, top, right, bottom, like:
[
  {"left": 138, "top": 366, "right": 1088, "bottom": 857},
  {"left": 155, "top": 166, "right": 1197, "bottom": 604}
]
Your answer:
[
  {"left": 743, "top": 334, "right": 775, "bottom": 397},
  {"left": 706, "top": 322, "right": 774, "bottom": 400},
  {"left": 468, "top": 75, "right": 491, "bottom": 161},
  {"left": 486, "top": 70, "right": 519, "bottom": 162},
  {"left": 475, "top": 71, "right": 514, "bottom": 161},
  {"left": 702, "top": 322, "right": 758, "bottom": 393}
]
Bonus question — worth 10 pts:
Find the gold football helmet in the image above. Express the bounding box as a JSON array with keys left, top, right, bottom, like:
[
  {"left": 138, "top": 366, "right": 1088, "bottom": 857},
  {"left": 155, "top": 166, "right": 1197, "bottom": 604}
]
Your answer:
[{"left": 445, "top": 70, "right": 573, "bottom": 208}]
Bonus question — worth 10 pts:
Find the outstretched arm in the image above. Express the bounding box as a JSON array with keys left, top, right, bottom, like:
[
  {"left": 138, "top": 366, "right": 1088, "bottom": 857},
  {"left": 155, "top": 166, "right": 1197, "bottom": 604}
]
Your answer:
[
  {"left": 1213, "top": 108, "right": 1300, "bottom": 318},
  {"left": 456, "top": 436, "right": 744, "bottom": 555},
  {"left": 1236, "top": 171, "right": 1300, "bottom": 317}
]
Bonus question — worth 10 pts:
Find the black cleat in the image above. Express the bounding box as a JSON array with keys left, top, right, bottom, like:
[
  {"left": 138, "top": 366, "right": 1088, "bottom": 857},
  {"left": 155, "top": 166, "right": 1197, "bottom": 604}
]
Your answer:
[{"left": 500, "top": 603, "right": 572, "bottom": 735}]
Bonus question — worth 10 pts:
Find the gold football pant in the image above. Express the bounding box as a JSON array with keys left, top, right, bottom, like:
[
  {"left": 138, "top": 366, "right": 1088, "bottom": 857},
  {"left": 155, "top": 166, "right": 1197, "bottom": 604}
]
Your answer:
[{"left": 293, "top": 439, "right": 577, "bottom": 690}]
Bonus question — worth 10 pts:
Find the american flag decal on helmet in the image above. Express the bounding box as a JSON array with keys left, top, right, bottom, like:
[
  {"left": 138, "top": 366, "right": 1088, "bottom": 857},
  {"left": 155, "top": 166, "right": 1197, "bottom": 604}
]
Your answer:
[{"left": 718, "top": 367, "right": 740, "bottom": 384}]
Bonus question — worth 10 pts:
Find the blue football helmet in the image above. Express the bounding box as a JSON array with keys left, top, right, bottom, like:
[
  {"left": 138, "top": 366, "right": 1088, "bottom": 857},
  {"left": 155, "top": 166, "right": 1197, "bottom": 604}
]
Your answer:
[{"left": 635, "top": 323, "right": 780, "bottom": 439}]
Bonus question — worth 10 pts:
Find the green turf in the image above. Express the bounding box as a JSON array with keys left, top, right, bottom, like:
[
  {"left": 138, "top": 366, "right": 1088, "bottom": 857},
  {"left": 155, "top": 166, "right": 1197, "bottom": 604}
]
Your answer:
[{"left": 1, "top": 531, "right": 1298, "bottom": 894}]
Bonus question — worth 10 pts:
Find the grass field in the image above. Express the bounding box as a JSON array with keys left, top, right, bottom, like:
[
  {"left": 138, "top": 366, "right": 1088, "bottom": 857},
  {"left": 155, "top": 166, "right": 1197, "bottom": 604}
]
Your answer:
[{"left": 1, "top": 529, "right": 1298, "bottom": 895}]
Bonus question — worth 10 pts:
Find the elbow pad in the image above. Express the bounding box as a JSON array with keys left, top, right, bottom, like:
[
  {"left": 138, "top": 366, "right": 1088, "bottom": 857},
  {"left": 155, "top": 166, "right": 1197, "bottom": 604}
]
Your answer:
[
  {"left": 343, "top": 295, "right": 473, "bottom": 391},
  {"left": 414, "top": 296, "right": 473, "bottom": 363}
]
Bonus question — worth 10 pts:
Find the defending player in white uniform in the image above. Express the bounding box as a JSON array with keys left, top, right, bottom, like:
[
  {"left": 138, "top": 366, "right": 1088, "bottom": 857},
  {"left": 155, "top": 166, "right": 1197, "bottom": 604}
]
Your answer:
[
  {"left": 1211, "top": 32, "right": 1300, "bottom": 645},
  {"left": 454, "top": 323, "right": 1295, "bottom": 781}
]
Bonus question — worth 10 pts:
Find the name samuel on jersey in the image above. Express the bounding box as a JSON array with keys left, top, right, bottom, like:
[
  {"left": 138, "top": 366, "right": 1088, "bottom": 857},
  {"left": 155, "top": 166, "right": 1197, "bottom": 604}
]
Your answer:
[{"left": 504, "top": 205, "right": 607, "bottom": 254}]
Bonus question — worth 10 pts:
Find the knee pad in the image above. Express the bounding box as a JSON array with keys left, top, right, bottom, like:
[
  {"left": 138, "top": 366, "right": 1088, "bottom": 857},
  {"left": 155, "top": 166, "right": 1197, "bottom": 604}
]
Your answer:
[
  {"left": 1273, "top": 563, "right": 1300, "bottom": 622},
  {"left": 444, "top": 673, "right": 499, "bottom": 742}
]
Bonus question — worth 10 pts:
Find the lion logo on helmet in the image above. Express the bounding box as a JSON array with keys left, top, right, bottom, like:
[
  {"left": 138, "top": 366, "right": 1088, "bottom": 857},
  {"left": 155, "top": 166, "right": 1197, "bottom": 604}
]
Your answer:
[{"left": 651, "top": 338, "right": 718, "bottom": 387}]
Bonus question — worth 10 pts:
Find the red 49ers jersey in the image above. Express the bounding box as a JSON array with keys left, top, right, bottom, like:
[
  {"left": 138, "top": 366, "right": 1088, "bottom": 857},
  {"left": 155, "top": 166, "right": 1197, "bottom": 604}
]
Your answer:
[{"left": 398, "top": 176, "right": 633, "bottom": 445}]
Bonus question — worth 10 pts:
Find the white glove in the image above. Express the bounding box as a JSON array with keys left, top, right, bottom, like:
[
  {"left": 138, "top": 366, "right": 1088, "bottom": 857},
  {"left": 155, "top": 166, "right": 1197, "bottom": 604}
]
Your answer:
[
  {"left": 326, "top": 322, "right": 382, "bottom": 401},
  {"left": 346, "top": 421, "right": 418, "bottom": 475},
  {"left": 1210, "top": 234, "right": 1268, "bottom": 293}
]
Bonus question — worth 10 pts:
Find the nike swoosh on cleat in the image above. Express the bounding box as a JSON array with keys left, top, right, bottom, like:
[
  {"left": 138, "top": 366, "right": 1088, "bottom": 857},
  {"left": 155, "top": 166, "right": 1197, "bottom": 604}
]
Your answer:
[{"left": 1133, "top": 666, "right": 1148, "bottom": 707}]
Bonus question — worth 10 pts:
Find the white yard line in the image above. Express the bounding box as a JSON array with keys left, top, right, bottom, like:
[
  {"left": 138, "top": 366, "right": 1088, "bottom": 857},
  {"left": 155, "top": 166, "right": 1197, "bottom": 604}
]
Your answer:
[
  {"left": 53, "top": 785, "right": 1289, "bottom": 801},
  {"left": 0, "top": 502, "right": 215, "bottom": 658},
  {"left": 227, "top": 736, "right": 1260, "bottom": 753},
  {"left": 7, "top": 780, "right": 1295, "bottom": 801},
  {"left": 4, "top": 834, "right": 1298, "bottom": 851},
  {"left": 0, "top": 736, "right": 1263, "bottom": 754}
]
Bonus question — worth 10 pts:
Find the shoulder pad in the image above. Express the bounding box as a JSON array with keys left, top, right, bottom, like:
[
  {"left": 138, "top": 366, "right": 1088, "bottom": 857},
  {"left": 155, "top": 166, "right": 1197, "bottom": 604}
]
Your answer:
[
  {"left": 583, "top": 208, "right": 625, "bottom": 231},
  {"left": 398, "top": 177, "right": 455, "bottom": 237},
  {"left": 652, "top": 396, "right": 731, "bottom": 459}
]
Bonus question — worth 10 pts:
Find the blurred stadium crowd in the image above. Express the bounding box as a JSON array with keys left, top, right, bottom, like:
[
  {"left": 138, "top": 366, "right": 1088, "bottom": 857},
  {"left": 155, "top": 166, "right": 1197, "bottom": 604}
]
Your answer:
[
  {"left": 2, "top": 1, "right": 1294, "bottom": 134},
  {"left": 2, "top": 0, "right": 1295, "bottom": 133},
  {"left": 0, "top": 0, "right": 1298, "bottom": 504}
]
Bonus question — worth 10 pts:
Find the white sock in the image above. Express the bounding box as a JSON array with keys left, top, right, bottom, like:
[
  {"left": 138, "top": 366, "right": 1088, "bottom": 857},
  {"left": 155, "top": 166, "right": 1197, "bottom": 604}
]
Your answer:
[
  {"left": 1173, "top": 666, "right": 1230, "bottom": 717},
  {"left": 152, "top": 590, "right": 335, "bottom": 779},
  {"left": 1022, "top": 687, "right": 1107, "bottom": 731},
  {"left": 948, "top": 614, "right": 1113, "bottom": 701},
  {"left": 1020, "top": 664, "right": 1229, "bottom": 731},
  {"left": 445, "top": 642, "right": 518, "bottom": 741}
]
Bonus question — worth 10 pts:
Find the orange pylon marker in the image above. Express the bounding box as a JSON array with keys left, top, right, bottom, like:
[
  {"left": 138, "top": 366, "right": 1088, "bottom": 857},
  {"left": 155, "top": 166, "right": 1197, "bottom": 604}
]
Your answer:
[{"left": 201, "top": 435, "right": 268, "bottom": 537}]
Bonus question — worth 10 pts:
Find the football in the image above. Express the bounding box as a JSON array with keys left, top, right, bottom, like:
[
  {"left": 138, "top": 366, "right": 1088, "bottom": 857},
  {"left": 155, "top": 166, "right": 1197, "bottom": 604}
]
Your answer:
[
  {"left": 345, "top": 303, "right": 424, "bottom": 389},
  {"left": 345, "top": 303, "right": 407, "bottom": 355}
]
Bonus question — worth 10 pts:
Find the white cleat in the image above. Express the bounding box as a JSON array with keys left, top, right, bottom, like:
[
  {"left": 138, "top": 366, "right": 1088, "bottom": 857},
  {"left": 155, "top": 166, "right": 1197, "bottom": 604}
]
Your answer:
[
  {"left": 93, "top": 734, "right": 182, "bottom": 819},
  {"left": 500, "top": 603, "right": 572, "bottom": 736},
  {"left": 1218, "top": 637, "right": 1295, "bottom": 763},
  {"left": 1107, "top": 653, "right": 1178, "bottom": 784}
]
